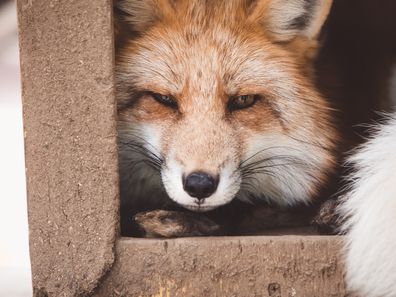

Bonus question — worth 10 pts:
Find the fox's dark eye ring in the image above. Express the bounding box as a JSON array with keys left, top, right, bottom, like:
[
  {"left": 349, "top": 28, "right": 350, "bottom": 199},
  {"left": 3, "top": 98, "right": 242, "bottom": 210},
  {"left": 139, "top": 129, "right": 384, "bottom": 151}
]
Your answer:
[
  {"left": 151, "top": 92, "right": 178, "bottom": 109},
  {"left": 228, "top": 94, "right": 258, "bottom": 111}
]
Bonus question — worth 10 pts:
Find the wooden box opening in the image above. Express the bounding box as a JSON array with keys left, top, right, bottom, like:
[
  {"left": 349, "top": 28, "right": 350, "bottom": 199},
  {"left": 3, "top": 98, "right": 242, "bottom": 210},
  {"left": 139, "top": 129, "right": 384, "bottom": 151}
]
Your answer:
[{"left": 18, "top": 0, "right": 347, "bottom": 296}]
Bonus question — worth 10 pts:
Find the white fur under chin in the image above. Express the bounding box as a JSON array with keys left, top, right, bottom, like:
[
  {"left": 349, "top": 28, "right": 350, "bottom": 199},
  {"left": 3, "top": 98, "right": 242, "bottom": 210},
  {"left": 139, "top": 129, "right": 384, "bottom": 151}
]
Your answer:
[{"left": 339, "top": 115, "right": 396, "bottom": 297}]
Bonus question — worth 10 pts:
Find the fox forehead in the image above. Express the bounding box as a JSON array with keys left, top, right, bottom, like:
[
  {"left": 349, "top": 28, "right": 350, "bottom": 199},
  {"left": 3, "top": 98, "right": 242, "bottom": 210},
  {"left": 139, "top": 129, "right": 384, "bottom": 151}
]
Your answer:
[{"left": 117, "top": 17, "right": 296, "bottom": 99}]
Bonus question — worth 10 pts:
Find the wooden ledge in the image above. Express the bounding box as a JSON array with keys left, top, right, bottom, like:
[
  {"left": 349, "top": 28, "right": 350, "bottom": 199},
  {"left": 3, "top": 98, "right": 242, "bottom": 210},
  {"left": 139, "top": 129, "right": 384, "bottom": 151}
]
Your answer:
[{"left": 96, "top": 236, "right": 346, "bottom": 297}]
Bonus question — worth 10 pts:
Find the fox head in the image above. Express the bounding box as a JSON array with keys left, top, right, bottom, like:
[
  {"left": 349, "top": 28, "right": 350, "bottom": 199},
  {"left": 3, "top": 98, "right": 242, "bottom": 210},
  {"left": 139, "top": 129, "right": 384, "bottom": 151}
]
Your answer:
[{"left": 115, "top": 0, "right": 336, "bottom": 212}]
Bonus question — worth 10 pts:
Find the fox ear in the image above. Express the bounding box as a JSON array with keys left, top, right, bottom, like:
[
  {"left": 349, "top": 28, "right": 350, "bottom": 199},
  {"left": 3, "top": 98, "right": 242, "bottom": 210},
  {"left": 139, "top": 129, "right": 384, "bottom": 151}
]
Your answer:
[
  {"left": 250, "top": 0, "right": 333, "bottom": 42},
  {"left": 114, "top": 0, "right": 174, "bottom": 40}
]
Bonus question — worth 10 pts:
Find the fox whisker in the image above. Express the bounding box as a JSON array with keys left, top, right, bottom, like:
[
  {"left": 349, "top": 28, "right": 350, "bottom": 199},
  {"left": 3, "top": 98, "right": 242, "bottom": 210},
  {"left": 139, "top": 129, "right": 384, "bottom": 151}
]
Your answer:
[{"left": 118, "top": 136, "right": 164, "bottom": 172}]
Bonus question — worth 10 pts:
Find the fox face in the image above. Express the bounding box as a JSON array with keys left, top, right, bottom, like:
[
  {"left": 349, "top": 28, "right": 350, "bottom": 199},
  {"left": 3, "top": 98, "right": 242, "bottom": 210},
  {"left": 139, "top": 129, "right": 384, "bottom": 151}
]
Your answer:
[{"left": 116, "top": 0, "right": 336, "bottom": 212}]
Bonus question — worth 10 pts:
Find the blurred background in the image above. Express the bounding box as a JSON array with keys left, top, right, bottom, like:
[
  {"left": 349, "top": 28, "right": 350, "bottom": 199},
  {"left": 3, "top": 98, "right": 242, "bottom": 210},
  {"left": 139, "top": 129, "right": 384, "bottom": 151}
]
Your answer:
[{"left": 0, "top": 0, "right": 32, "bottom": 296}]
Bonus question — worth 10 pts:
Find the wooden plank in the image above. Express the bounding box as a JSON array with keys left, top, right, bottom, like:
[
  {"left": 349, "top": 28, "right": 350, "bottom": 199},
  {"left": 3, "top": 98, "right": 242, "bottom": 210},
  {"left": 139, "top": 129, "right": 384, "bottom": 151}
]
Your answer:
[
  {"left": 96, "top": 236, "right": 347, "bottom": 297},
  {"left": 17, "top": 0, "right": 119, "bottom": 296}
]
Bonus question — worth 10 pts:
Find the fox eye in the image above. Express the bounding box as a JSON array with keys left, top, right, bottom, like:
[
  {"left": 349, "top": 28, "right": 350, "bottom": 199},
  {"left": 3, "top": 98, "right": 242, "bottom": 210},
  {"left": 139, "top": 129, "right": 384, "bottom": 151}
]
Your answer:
[
  {"left": 151, "top": 92, "right": 178, "bottom": 109},
  {"left": 228, "top": 95, "right": 258, "bottom": 111}
]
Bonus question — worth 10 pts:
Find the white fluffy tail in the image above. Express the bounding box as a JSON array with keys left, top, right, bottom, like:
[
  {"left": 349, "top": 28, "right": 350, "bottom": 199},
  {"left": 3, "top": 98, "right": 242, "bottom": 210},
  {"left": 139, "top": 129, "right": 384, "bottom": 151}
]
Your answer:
[{"left": 340, "top": 115, "right": 396, "bottom": 297}]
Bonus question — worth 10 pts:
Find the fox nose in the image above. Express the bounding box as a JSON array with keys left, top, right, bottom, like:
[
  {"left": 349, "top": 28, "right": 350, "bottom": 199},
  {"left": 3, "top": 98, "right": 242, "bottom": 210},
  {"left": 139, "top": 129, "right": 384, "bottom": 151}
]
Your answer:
[{"left": 183, "top": 172, "right": 219, "bottom": 200}]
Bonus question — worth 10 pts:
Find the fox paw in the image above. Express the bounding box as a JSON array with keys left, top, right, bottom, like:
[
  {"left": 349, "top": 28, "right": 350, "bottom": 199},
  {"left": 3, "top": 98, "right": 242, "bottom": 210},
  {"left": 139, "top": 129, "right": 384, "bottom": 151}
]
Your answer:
[{"left": 132, "top": 210, "right": 222, "bottom": 238}]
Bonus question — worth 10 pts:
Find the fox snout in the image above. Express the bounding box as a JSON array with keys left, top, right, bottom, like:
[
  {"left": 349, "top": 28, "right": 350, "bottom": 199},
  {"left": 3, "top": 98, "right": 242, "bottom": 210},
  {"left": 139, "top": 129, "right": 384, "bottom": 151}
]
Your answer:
[
  {"left": 162, "top": 161, "right": 241, "bottom": 211},
  {"left": 160, "top": 117, "right": 242, "bottom": 211}
]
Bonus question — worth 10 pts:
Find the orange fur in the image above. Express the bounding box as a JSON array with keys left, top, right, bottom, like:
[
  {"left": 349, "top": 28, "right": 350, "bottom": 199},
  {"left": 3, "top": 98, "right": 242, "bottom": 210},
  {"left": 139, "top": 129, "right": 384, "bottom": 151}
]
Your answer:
[{"left": 116, "top": 0, "right": 337, "bottom": 213}]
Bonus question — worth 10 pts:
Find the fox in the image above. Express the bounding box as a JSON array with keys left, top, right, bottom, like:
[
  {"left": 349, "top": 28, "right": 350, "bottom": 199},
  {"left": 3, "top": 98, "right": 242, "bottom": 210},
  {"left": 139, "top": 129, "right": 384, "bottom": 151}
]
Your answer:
[
  {"left": 113, "top": 0, "right": 396, "bottom": 296},
  {"left": 114, "top": 0, "right": 337, "bottom": 238}
]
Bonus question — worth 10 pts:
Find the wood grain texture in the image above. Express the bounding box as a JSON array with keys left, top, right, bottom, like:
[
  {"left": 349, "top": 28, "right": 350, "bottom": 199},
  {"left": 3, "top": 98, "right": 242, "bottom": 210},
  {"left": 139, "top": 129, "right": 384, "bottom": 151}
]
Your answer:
[
  {"left": 17, "top": 0, "right": 119, "bottom": 296},
  {"left": 96, "top": 236, "right": 348, "bottom": 297}
]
